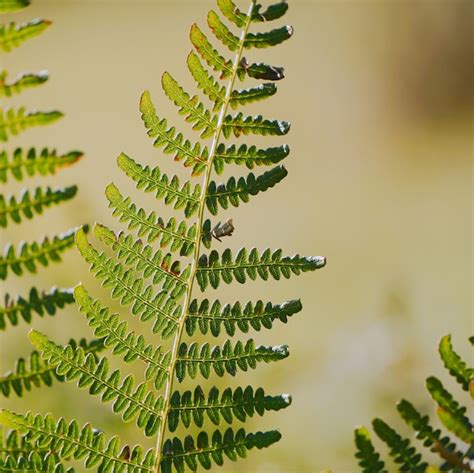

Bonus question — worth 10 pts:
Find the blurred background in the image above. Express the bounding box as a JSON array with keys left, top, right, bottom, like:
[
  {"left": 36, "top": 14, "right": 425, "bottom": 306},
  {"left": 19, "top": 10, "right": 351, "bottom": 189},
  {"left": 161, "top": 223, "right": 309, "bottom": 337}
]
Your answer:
[{"left": 1, "top": 0, "right": 472, "bottom": 471}]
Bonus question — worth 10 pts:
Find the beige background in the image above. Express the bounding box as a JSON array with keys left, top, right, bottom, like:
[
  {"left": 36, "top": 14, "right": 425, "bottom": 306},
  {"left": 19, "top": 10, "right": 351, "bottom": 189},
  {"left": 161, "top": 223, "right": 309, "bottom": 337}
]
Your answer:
[{"left": 1, "top": 0, "right": 472, "bottom": 471}]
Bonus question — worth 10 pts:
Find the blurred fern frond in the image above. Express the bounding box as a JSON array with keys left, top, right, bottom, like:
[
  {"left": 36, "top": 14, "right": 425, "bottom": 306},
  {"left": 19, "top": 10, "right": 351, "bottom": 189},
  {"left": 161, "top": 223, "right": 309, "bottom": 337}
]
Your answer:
[{"left": 354, "top": 334, "right": 474, "bottom": 473}]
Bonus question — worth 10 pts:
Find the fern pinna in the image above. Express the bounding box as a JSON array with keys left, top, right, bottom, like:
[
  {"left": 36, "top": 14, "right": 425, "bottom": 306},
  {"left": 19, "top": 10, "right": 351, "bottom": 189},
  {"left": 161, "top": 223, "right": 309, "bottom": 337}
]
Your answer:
[
  {"left": 0, "top": 0, "right": 98, "bottom": 469},
  {"left": 0, "top": 0, "right": 326, "bottom": 471},
  {"left": 355, "top": 334, "right": 474, "bottom": 473}
]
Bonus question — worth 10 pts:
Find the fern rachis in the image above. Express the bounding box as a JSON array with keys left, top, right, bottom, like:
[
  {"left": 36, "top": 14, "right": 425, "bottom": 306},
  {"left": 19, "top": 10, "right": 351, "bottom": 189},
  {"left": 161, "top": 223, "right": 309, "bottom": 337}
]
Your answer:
[{"left": 0, "top": 1, "right": 326, "bottom": 471}]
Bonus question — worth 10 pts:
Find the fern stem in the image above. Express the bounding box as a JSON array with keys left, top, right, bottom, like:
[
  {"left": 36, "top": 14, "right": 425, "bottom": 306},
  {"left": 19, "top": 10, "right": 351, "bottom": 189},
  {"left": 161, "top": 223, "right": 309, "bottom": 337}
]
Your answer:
[{"left": 152, "top": 2, "right": 257, "bottom": 469}]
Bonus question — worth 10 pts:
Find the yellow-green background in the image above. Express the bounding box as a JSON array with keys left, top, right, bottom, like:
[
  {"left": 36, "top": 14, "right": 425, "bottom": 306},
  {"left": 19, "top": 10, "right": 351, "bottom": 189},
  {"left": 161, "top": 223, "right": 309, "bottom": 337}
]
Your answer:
[{"left": 1, "top": 0, "right": 472, "bottom": 471}]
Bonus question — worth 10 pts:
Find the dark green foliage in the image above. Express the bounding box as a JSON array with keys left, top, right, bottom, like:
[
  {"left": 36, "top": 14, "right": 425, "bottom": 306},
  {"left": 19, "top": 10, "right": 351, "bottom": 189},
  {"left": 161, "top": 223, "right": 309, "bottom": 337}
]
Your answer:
[
  {"left": 185, "top": 298, "right": 302, "bottom": 337},
  {"left": 196, "top": 248, "right": 325, "bottom": 290},
  {"left": 0, "top": 1, "right": 326, "bottom": 471},
  {"left": 0, "top": 148, "right": 82, "bottom": 183},
  {"left": 0, "top": 228, "right": 79, "bottom": 280},
  {"left": 206, "top": 166, "right": 288, "bottom": 215},
  {"left": 167, "top": 386, "right": 291, "bottom": 432},
  {"left": 175, "top": 339, "right": 289, "bottom": 381},
  {"left": 0, "top": 287, "right": 73, "bottom": 329},
  {"left": 354, "top": 335, "right": 473, "bottom": 472},
  {"left": 0, "top": 186, "right": 77, "bottom": 227},
  {"left": 0, "top": 338, "right": 104, "bottom": 398},
  {"left": 0, "top": 5, "right": 91, "bottom": 461},
  {"left": 160, "top": 428, "right": 281, "bottom": 473},
  {"left": 354, "top": 427, "right": 387, "bottom": 473}
]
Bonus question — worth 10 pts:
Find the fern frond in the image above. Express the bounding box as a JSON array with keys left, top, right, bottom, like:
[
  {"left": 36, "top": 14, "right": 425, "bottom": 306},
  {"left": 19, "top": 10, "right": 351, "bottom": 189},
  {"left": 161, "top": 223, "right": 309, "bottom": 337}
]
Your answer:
[
  {"left": 162, "top": 73, "right": 217, "bottom": 139},
  {"left": 0, "top": 148, "right": 82, "bottom": 183},
  {"left": 207, "top": 10, "right": 240, "bottom": 52},
  {"left": 0, "top": 287, "right": 73, "bottom": 330},
  {"left": 0, "top": 452, "right": 72, "bottom": 473},
  {"left": 0, "top": 19, "right": 50, "bottom": 52},
  {"left": 397, "top": 400, "right": 470, "bottom": 469},
  {"left": 0, "top": 107, "right": 62, "bottom": 141},
  {"left": 206, "top": 166, "right": 287, "bottom": 215},
  {"left": 213, "top": 143, "right": 289, "bottom": 174},
  {"left": 439, "top": 335, "right": 473, "bottom": 391},
  {"left": 196, "top": 248, "right": 326, "bottom": 290},
  {"left": 354, "top": 427, "right": 387, "bottom": 473},
  {"left": 94, "top": 224, "right": 189, "bottom": 299},
  {"left": 74, "top": 284, "right": 171, "bottom": 388},
  {"left": 29, "top": 330, "right": 164, "bottom": 436},
  {"left": 426, "top": 377, "right": 474, "bottom": 445},
  {"left": 160, "top": 428, "right": 281, "bottom": 473},
  {"left": 230, "top": 83, "right": 277, "bottom": 109},
  {"left": 175, "top": 339, "right": 289, "bottom": 382},
  {"left": 140, "top": 90, "right": 209, "bottom": 176},
  {"left": 0, "top": 186, "right": 77, "bottom": 228},
  {"left": 186, "top": 298, "right": 302, "bottom": 337},
  {"left": 0, "top": 0, "right": 31, "bottom": 14},
  {"left": 0, "top": 70, "right": 48, "bottom": 97},
  {"left": 372, "top": 419, "right": 428, "bottom": 472},
  {"left": 0, "top": 228, "right": 80, "bottom": 280},
  {"left": 0, "top": 411, "right": 156, "bottom": 471},
  {"left": 117, "top": 153, "right": 201, "bottom": 219},
  {"left": 222, "top": 112, "right": 290, "bottom": 138},
  {"left": 244, "top": 61, "right": 285, "bottom": 81},
  {"left": 0, "top": 338, "right": 103, "bottom": 398},
  {"left": 76, "top": 228, "right": 180, "bottom": 337},
  {"left": 105, "top": 183, "right": 197, "bottom": 256},
  {"left": 167, "top": 386, "right": 291, "bottom": 432}
]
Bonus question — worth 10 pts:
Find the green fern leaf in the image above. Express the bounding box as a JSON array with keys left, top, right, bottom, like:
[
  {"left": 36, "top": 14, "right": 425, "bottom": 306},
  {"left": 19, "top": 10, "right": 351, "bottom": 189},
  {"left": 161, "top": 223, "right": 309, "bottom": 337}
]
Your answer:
[
  {"left": 213, "top": 143, "right": 289, "bottom": 174},
  {"left": 162, "top": 72, "right": 217, "bottom": 139},
  {"left": 74, "top": 284, "right": 171, "bottom": 388},
  {"left": 93, "top": 224, "right": 190, "bottom": 299},
  {"left": 244, "top": 61, "right": 285, "bottom": 81},
  {"left": 0, "top": 107, "right": 62, "bottom": 141},
  {"left": 0, "top": 186, "right": 77, "bottom": 228},
  {"left": 244, "top": 25, "right": 293, "bottom": 49},
  {"left": 0, "top": 338, "right": 103, "bottom": 398},
  {"left": 160, "top": 428, "right": 281, "bottom": 473},
  {"left": 0, "top": 70, "right": 48, "bottom": 97},
  {"left": 117, "top": 153, "right": 201, "bottom": 218},
  {"left": 187, "top": 51, "right": 226, "bottom": 111},
  {"left": 76, "top": 228, "right": 181, "bottom": 337},
  {"left": 105, "top": 184, "right": 196, "bottom": 256},
  {"left": 426, "top": 377, "right": 474, "bottom": 445},
  {"left": 0, "top": 19, "right": 51, "bottom": 52},
  {"left": 217, "top": 0, "right": 246, "bottom": 28},
  {"left": 0, "top": 148, "right": 83, "bottom": 183},
  {"left": 206, "top": 166, "right": 288, "bottom": 215},
  {"left": 0, "top": 452, "right": 72, "bottom": 473},
  {"left": 252, "top": 1, "right": 289, "bottom": 22},
  {"left": 230, "top": 83, "right": 277, "bottom": 109},
  {"left": 439, "top": 335, "right": 473, "bottom": 391},
  {"left": 0, "top": 228, "right": 80, "bottom": 280},
  {"left": 0, "top": 287, "right": 74, "bottom": 330},
  {"left": 29, "top": 330, "right": 164, "bottom": 436},
  {"left": 222, "top": 112, "right": 290, "bottom": 138},
  {"left": 196, "top": 248, "right": 326, "bottom": 290},
  {"left": 0, "top": 411, "right": 156, "bottom": 471},
  {"left": 354, "top": 427, "right": 387, "bottom": 473},
  {"left": 0, "top": 0, "right": 31, "bottom": 14},
  {"left": 140, "top": 90, "right": 209, "bottom": 176},
  {"left": 207, "top": 10, "right": 240, "bottom": 52},
  {"left": 167, "top": 386, "right": 291, "bottom": 432},
  {"left": 189, "top": 23, "right": 233, "bottom": 80},
  {"left": 372, "top": 419, "right": 428, "bottom": 472},
  {"left": 397, "top": 399, "right": 470, "bottom": 469},
  {"left": 186, "top": 298, "right": 302, "bottom": 337},
  {"left": 175, "top": 339, "right": 289, "bottom": 382}
]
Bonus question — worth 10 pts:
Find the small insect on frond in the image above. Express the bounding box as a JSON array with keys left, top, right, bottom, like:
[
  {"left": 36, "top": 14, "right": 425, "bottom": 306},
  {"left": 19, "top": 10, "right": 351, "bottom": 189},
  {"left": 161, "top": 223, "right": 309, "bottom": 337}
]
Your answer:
[{"left": 210, "top": 218, "right": 235, "bottom": 242}]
